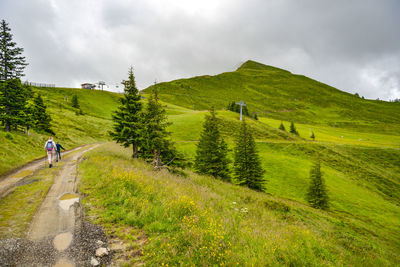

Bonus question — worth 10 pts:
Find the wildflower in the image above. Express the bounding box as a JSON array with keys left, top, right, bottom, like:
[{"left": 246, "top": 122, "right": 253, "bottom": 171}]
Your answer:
[{"left": 240, "top": 207, "right": 248, "bottom": 213}]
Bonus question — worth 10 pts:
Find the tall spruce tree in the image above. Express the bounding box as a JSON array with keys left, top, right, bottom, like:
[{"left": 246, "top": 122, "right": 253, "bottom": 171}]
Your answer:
[
  {"left": 0, "top": 20, "right": 28, "bottom": 81},
  {"left": 194, "top": 107, "right": 230, "bottom": 180},
  {"left": 140, "top": 85, "right": 184, "bottom": 168},
  {"left": 306, "top": 159, "right": 329, "bottom": 209},
  {"left": 0, "top": 79, "right": 28, "bottom": 131},
  {"left": 233, "top": 121, "right": 265, "bottom": 190},
  {"left": 110, "top": 67, "right": 142, "bottom": 158},
  {"left": 290, "top": 121, "right": 299, "bottom": 136},
  {"left": 32, "top": 93, "right": 54, "bottom": 135}
]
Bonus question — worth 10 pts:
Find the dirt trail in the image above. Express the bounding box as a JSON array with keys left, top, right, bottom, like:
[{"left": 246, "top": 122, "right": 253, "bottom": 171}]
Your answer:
[
  {"left": 0, "top": 145, "right": 92, "bottom": 198},
  {"left": 0, "top": 144, "right": 113, "bottom": 266},
  {"left": 27, "top": 145, "right": 98, "bottom": 240}
]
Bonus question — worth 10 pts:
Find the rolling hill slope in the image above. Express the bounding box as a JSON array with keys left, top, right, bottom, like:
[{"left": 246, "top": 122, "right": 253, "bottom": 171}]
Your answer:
[
  {"left": 0, "top": 87, "right": 121, "bottom": 176},
  {"left": 143, "top": 60, "right": 400, "bottom": 133}
]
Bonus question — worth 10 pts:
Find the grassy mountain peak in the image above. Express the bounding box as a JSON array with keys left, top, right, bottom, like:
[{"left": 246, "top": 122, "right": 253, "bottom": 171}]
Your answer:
[
  {"left": 237, "top": 60, "right": 291, "bottom": 74},
  {"left": 143, "top": 61, "right": 400, "bottom": 133}
]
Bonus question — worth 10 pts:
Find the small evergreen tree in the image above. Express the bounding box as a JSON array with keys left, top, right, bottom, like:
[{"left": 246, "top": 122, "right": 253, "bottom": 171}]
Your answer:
[
  {"left": 194, "top": 107, "right": 230, "bottom": 180},
  {"left": 140, "top": 85, "right": 184, "bottom": 168},
  {"left": 310, "top": 131, "right": 315, "bottom": 141},
  {"left": 71, "top": 95, "right": 80, "bottom": 109},
  {"left": 233, "top": 121, "right": 265, "bottom": 190},
  {"left": 0, "top": 79, "right": 28, "bottom": 131},
  {"left": 242, "top": 105, "right": 249, "bottom": 116},
  {"left": 32, "top": 93, "right": 54, "bottom": 134},
  {"left": 23, "top": 99, "right": 35, "bottom": 135},
  {"left": 21, "top": 86, "right": 35, "bottom": 135},
  {"left": 227, "top": 101, "right": 235, "bottom": 111},
  {"left": 306, "top": 159, "right": 329, "bottom": 209},
  {"left": 279, "top": 122, "right": 286, "bottom": 131},
  {"left": 253, "top": 113, "right": 258, "bottom": 120},
  {"left": 290, "top": 121, "right": 299, "bottom": 136},
  {"left": 0, "top": 20, "right": 28, "bottom": 81},
  {"left": 227, "top": 101, "right": 249, "bottom": 116},
  {"left": 110, "top": 67, "right": 142, "bottom": 158}
]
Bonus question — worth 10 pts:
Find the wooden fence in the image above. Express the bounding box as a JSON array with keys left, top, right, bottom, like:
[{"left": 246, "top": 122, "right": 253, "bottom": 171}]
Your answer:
[{"left": 23, "top": 81, "right": 55, "bottom": 88}]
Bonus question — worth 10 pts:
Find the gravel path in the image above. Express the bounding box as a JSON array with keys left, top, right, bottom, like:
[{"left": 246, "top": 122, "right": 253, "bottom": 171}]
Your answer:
[
  {"left": 0, "top": 144, "right": 114, "bottom": 267},
  {"left": 0, "top": 145, "right": 92, "bottom": 198}
]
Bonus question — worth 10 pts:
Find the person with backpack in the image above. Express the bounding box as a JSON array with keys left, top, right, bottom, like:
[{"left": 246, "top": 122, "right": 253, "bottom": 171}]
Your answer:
[
  {"left": 55, "top": 141, "right": 66, "bottom": 162},
  {"left": 44, "top": 137, "right": 56, "bottom": 168}
]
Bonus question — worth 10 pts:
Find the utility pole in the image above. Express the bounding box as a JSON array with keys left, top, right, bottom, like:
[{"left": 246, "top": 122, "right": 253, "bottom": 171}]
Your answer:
[
  {"left": 235, "top": 100, "right": 246, "bottom": 121},
  {"left": 98, "top": 81, "right": 106, "bottom": 90}
]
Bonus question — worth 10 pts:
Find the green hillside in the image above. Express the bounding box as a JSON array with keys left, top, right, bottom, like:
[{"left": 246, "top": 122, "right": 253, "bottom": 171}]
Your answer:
[
  {"left": 143, "top": 60, "right": 400, "bottom": 133},
  {"left": 0, "top": 87, "right": 121, "bottom": 176},
  {"left": 78, "top": 143, "right": 400, "bottom": 266}
]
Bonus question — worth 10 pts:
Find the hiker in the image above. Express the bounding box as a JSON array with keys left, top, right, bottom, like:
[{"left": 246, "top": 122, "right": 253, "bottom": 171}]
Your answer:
[
  {"left": 44, "top": 137, "right": 56, "bottom": 168},
  {"left": 55, "top": 141, "right": 66, "bottom": 162}
]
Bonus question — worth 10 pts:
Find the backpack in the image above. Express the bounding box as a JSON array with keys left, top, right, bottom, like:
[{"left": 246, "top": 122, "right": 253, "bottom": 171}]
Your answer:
[{"left": 46, "top": 141, "right": 54, "bottom": 151}]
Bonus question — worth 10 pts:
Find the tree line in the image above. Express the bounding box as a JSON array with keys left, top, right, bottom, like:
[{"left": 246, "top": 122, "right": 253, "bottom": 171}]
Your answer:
[
  {"left": 193, "top": 108, "right": 327, "bottom": 209},
  {"left": 194, "top": 108, "right": 265, "bottom": 190},
  {"left": 227, "top": 101, "right": 258, "bottom": 120},
  {"left": 0, "top": 19, "right": 53, "bottom": 135},
  {"left": 110, "top": 67, "right": 185, "bottom": 169}
]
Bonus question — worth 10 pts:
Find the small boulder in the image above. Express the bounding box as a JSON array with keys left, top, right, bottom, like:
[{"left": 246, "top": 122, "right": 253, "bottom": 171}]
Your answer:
[
  {"left": 96, "top": 247, "right": 109, "bottom": 257},
  {"left": 96, "top": 240, "right": 104, "bottom": 246},
  {"left": 90, "top": 257, "right": 100, "bottom": 266}
]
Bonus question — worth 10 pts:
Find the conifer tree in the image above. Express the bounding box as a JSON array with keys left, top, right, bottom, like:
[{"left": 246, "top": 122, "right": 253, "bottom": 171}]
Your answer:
[
  {"left": 141, "top": 85, "right": 184, "bottom": 168},
  {"left": 20, "top": 85, "right": 34, "bottom": 134},
  {"left": 23, "top": 98, "right": 35, "bottom": 135},
  {"left": 233, "top": 121, "right": 265, "bottom": 190},
  {"left": 310, "top": 131, "right": 315, "bottom": 141},
  {"left": 0, "top": 79, "right": 28, "bottom": 131},
  {"left": 290, "top": 121, "right": 299, "bottom": 135},
  {"left": 32, "top": 93, "right": 54, "bottom": 134},
  {"left": 279, "top": 122, "right": 286, "bottom": 131},
  {"left": 242, "top": 105, "right": 249, "bottom": 116},
  {"left": 306, "top": 159, "right": 329, "bottom": 209},
  {"left": 254, "top": 113, "right": 258, "bottom": 120},
  {"left": 110, "top": 67, "right": 142, "bottom": 158},
  {"left": 227, "top": 101, "right": 235, "bottom": 111},
  {"left": 194, "top": 107, "right": 230, "bottom": 180},
  {"left": 227, "top": 101, "right": 249, "bottom": 116},
  {"left": 0, "top": 20, "right": 28, "bottom": 81},
  {"left": 71, "top": 95, "right": 80, "bottom": 109}
]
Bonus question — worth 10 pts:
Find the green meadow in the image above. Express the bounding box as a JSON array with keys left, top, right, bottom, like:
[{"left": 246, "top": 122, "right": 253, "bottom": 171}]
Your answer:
[
  {"left": 79, "top": 143, "right": 400, "bottom": 266},
  {"left": 0, "top": 87, "right": 121, "bottom": 176}
]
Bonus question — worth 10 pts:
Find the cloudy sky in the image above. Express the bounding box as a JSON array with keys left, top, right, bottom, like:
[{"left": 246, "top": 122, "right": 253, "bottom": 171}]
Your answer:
[{"left": 1, "top": 0, "right": 399, "bottom": 100}]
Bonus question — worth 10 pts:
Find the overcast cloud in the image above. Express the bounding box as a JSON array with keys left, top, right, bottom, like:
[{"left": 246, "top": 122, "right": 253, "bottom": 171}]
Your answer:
[{"left": 1, "top": 0, "right": 399, "bottom": 100}]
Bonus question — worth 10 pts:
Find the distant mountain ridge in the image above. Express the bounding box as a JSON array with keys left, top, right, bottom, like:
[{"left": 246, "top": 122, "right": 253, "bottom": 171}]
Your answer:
[{"left": 143, "top": 60, "right": 400, "bottom": 132}]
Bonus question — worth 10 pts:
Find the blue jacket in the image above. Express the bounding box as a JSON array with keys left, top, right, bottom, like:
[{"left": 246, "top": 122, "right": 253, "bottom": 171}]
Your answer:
[{"left": 56, "top": 143, "right": 65, "bottom": 151}]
